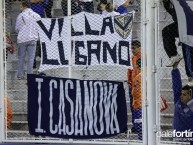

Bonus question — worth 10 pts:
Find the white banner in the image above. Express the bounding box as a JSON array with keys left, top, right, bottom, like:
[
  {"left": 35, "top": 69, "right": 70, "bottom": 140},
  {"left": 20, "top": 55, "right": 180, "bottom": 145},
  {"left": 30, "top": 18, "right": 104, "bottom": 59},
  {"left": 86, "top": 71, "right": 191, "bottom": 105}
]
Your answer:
[{"left": 37, "top": 12, "right": 134, "bottom": 72}]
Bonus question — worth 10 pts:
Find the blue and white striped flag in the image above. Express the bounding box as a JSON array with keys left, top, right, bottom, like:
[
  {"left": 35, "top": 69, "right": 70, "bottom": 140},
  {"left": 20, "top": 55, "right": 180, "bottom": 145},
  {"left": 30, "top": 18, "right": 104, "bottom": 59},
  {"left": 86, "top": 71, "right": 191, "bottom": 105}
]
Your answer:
[{"left": 172, "top": 0, "right": 193, "bottom": 47}]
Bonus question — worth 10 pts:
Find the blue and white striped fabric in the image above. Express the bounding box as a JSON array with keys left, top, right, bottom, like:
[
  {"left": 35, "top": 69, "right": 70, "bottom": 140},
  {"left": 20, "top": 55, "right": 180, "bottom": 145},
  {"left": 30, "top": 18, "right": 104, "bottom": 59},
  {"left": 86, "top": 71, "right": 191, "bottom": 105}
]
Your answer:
[{"left": 172, "top": 0, "right": 193, "bottom": 47}]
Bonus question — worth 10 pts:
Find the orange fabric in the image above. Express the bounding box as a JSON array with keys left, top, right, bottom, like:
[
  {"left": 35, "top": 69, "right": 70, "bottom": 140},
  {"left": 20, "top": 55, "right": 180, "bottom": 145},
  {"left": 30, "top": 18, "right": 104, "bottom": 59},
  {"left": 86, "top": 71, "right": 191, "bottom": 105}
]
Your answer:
[
  {"left": 6, "top": 33, "right": 15, "bottom": 54},
  {"left": 132, "top": 73, "right": 142, "bottom": 110},
  {"left": 4, "top": 97, "right": 12, "bottom": 129},
  {"left": 127, "top": 51, "right": 141, "bottom": 89}
]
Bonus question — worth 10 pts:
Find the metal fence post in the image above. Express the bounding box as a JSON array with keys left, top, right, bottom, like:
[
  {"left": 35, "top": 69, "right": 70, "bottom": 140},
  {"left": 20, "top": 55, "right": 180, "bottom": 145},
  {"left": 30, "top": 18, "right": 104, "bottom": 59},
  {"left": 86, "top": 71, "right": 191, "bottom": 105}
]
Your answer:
[
  {"left": 141, "top": 0, "right": 148, "bottom": 144},
  {"left": 146, "top": 0, "right": 157, "bottom": 144},
  {"left": 154, "top": 0, "right": 160, "bottom": 144},
  {"left": 67, "top": 0, "right": 72, "bottom": 78},
  {"left": 0, "top": 0, "right": 5, "bottom": 143}
]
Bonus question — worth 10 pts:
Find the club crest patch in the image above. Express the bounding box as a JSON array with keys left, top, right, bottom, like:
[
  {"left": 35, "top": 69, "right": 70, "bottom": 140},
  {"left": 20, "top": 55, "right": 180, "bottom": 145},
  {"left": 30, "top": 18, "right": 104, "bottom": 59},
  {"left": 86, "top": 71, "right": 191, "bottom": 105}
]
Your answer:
[{"left": 114, "top": 13, "right": 133, "bottom": 39}]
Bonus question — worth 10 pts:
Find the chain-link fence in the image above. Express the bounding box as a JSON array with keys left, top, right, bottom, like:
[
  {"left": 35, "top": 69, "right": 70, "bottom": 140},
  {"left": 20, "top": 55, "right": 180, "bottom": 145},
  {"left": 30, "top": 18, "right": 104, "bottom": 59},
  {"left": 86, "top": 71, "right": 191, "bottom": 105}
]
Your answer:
[
  {"left": 158, "top": 0, "right": 193, "bottom": 144},
  {"left": 3, "top": 0, "right": 193, "bottom": 144},
  {"left": 3, "top": 0, "right": 146, "bottom": 144}
]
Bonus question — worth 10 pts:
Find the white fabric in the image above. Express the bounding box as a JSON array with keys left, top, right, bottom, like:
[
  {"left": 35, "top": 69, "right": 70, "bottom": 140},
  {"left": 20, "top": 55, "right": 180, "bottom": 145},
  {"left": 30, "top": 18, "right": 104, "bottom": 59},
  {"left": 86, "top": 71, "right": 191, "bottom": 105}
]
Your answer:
[
  {"left": 15, "top": 8, "right": 41, "bottom": 44},
  {"left": 113, "top": 0, "right": 126, "bottom": 8},
  {"left": 134, "top": 119, "right": 142, "bottom": 123},
  {"left": 102, "top": 10, "right": 120, "bottom": 16},
  {"left": 37, "top": 12, "right": 134, "bottom": 71},
  {"left": 102, "top": 10, "right": 109, "bottom": 15}
]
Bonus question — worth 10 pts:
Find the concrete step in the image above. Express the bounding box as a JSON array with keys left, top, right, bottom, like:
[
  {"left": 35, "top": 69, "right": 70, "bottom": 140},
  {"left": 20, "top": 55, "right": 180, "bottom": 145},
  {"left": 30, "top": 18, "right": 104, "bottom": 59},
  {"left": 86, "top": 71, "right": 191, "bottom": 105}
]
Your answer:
[
  {"left": 8, "top": 89, "right": 27, "bottom": 100},
  {"left": 161, "top": 123, "right": 173, "bottom": 130},
  {"left": 7, "top": 70, "right": 18, "bottom": 80},
  {"left": 12, "top": 112, "right": 27, "bottom": 121},
  {"left": 7, "top": 79, "right": 28, "bottom": 90},
  {"left": 160, "top": 113, "right": 173, "bottom": 125},
  {"left": 160, "top": 77, "right": 188, "bottom": 90},
  {"left": 10, "top": 120, "right": 28, "bottom": 130},
  {"left": 7, "top": 130, "right": 31, "bottom": 139},
  {"left": 8, "top": 91, "right": 27, "bottom": 99},
  {"left": 10, "top": 100, "right": 27, "bottom": 113}
]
